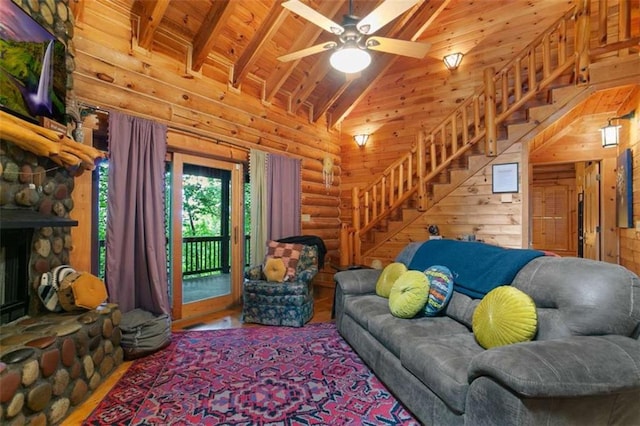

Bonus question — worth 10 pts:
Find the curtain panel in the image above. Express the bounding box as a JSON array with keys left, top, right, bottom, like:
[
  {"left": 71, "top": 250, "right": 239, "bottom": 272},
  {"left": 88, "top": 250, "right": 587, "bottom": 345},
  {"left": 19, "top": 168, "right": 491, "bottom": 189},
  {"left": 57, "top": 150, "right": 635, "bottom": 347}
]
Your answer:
[
  {"left": 106, "top": 111, "right": 170, "bottom": 315},
  {"left": 267, "top": 153, "right": 301, "bottom": 241},
  {"left": 249, "top": 149, "right": 268, "bottom": 265}
]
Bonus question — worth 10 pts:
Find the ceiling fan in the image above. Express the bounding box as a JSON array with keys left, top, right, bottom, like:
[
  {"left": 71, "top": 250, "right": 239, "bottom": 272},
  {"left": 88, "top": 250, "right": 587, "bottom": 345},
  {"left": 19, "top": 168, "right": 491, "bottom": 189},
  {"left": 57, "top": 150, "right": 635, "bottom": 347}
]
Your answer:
[{"left": 277, "top": 0, "right": 431, "bottom": 74}]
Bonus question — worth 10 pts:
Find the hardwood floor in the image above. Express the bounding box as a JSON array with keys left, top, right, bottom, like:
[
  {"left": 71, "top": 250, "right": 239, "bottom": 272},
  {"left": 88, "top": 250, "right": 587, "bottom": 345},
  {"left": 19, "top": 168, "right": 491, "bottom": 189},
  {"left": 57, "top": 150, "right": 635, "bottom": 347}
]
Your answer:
[{"left": 62, "top": 296, "right": 335, "bottom": 425}]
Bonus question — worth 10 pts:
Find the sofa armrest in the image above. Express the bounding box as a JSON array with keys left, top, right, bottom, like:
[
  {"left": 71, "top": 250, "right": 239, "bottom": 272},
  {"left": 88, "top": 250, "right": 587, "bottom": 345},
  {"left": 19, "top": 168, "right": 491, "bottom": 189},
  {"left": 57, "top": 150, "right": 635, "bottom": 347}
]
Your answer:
[
  {"left": 296, "top": 265, "right": 318, "bottom": 285},
  {"left": 468, "top": 335, "right": 640, "bottom": 398},
  {"left": 334, "top": 269, "right": 381, "bottom": 295}
]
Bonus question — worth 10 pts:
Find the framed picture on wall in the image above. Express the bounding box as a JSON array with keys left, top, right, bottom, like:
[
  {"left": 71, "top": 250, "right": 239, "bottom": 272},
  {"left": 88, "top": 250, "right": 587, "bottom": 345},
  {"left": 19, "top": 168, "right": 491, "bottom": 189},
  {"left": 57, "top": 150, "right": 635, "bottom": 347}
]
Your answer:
[
  {"left": 492, "top": 163, "right": 519, "bottom": 193},
  {"left": 616, "top": 148, "right": 633, "bottom": 228}
]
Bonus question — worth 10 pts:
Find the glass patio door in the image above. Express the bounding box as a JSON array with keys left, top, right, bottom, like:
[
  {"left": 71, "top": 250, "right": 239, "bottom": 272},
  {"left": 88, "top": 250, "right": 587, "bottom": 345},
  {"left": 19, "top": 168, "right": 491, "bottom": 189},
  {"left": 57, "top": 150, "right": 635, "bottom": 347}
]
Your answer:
[{"left": 171, "top": 153, "right": 243, "bottom": 320}]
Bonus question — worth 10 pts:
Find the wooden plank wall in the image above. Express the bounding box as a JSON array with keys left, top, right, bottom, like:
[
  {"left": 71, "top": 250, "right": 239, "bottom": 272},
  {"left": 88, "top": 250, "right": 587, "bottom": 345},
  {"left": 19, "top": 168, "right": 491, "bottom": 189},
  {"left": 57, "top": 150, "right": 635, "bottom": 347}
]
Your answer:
[
  {"left": 361, "top": 144, "right": 525, "bottom": 266},
  {"left": 618, "top": 88, "right": 640, "bottom": 273},
  {"left": 71, "top": 1, "right": 342, "bottom": 293}
]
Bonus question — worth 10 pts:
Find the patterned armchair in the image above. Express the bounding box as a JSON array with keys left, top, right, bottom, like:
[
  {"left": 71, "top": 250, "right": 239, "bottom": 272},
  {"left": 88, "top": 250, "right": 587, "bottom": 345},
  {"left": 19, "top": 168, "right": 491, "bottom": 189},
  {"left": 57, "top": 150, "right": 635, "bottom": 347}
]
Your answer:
[{"left": 243, "top": 244, "right": 319, "bottom": 327}]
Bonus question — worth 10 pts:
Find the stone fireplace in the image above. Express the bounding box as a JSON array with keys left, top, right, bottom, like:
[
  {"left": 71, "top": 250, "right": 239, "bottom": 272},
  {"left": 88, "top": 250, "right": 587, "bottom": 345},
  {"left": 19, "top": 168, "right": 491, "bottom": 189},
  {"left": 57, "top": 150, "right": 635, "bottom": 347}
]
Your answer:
[
  {"left": 0, "top": 2, "right": 123, "bottom": 424},
  {"left": 0, "top": 144, "right": 78, "bottom": 323},
  {"left": 0, "top": 143, "right": 123, "bottom": 425}
]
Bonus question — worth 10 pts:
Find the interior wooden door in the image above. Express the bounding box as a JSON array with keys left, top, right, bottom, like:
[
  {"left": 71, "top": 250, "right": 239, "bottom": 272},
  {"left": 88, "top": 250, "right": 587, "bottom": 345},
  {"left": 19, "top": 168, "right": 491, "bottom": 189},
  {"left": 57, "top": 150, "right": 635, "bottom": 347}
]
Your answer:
[
  {"left": 583, "top": 161, "right": 601, "bottom": 260},
  {"left": 171, "top": 153, "right": 244, "bottom": 320},
  {"left": 531, "top": 184, "right": 571, "bottom": 253}
]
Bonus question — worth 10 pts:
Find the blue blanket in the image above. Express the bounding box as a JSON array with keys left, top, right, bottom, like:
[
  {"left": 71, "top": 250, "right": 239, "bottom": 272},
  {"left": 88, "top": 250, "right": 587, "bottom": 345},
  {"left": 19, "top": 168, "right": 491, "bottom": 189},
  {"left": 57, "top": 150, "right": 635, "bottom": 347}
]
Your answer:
[{"left": 407, "top": 240, "right": 544, "bottom": 298}]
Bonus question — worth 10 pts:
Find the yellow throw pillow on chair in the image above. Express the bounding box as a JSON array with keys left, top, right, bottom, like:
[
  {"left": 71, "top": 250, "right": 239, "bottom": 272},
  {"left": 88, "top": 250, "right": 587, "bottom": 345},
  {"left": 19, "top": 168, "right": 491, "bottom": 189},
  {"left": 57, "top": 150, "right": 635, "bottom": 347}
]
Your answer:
[{"left": 264, "top": 257, "right": 287, "bottom": 282}]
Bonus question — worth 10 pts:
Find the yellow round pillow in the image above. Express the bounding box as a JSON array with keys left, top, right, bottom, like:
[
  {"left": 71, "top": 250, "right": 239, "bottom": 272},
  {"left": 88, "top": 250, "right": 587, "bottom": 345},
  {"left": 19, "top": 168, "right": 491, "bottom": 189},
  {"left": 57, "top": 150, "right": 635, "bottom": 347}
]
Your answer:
[
  {"left": 472, "top": 286, "right": 537, "bottom": 349},
  {"left": 388, "top": 271, "right": 429, "bottom": 318},
  {"left": 376, "top": 262, "right": 408, "bottom": 298},
  {"left": 264, "top": 258, "right": 287, "bottom": 282}
]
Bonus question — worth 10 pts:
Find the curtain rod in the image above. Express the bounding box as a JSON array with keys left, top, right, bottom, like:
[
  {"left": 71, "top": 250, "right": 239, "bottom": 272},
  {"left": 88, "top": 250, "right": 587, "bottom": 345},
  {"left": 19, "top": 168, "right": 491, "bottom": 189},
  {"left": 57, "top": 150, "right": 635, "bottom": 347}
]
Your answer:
[
  {"left": 76, "top": 101, "right": 249, "bottom": 154},
  {"left": 76, "top": 102, "right": 315, "bottom": 162}
]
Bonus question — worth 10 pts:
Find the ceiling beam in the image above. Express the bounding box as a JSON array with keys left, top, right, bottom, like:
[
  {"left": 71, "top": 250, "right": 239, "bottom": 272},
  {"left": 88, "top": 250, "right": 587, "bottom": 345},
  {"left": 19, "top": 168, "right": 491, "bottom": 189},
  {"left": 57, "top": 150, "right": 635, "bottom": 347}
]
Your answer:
[
  {"left": 313, "top": 77, "right": 353, "bottom": 123},
  {"left": 291, "top": 58, "right": 327, "bottom": 113},
  {"left": 325, "top": 0, "right": 451, "bottom": 127},
  {"left": 135, "top": 0, "right": 170, "bottom": 50},
  {"left": 264, "top": 1, "right": 345, "bottom": 103},
  {"left": 192, "top": 0, "right": 235, "bottom": 72},
  {"left": 231, "top": 3, "right": 289, "bottom": 88}
]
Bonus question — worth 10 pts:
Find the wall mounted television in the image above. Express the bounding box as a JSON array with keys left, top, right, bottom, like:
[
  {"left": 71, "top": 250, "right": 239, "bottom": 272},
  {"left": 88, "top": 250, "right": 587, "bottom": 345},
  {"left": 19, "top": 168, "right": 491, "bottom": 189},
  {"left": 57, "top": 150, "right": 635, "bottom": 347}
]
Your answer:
[{"left": 0, "top": 0, "right": 67, "bottom": 124}]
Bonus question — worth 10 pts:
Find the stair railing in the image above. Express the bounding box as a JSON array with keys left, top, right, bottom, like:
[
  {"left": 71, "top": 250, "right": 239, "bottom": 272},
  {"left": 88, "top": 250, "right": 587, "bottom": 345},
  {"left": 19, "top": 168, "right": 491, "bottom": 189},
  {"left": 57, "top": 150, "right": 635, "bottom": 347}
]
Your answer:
[{"left": 342, "top": 0, "right": 632, "bottom": 266}]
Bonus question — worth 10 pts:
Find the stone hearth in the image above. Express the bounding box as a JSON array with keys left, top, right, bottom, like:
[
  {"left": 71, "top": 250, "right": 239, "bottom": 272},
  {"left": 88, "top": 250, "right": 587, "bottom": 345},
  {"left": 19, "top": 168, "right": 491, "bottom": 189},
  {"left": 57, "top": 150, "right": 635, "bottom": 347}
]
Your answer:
[{"left": 0, "top": 305, "right": 123, "bottom": 424}]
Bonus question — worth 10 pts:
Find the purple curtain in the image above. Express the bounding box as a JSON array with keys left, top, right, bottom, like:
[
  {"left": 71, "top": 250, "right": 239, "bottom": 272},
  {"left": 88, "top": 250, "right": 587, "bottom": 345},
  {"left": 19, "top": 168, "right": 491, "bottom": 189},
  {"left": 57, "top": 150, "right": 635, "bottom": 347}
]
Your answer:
[
  {"left": 106, "top": 111, "right": 170, "bottom": 315},
  {"left": 267, "top": 154, "right": 301, "bottom": 240}
]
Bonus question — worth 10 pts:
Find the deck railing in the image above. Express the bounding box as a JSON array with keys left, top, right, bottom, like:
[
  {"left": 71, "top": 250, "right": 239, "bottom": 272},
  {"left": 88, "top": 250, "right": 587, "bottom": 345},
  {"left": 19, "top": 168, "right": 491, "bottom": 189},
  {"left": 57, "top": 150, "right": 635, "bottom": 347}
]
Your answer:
[
  {"left": 98, "top": 235, "right": 251, "bottom": 279},
  {"left": 342, "top": 0, "right": 638, "bottom": 265}
]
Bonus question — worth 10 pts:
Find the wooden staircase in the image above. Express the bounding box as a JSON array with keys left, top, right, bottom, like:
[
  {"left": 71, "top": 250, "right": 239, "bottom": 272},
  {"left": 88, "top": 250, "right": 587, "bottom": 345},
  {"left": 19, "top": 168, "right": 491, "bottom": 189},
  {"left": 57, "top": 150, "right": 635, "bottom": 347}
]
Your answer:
[{"left": 341, "top": 1, "right": 639, "bottom": 265}]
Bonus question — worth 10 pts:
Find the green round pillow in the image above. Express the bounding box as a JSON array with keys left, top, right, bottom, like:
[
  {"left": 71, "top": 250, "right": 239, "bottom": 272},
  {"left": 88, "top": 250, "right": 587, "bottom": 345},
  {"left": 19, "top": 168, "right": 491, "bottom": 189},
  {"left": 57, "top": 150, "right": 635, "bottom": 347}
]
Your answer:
[
  {"left": 472, "top": 286, "right": 538, "bottom": 349},
  {"left": 376, "top": 262, "right": 408, "bottom": 298},
  {"left": 388, "top": 271, "right": 429, "bottom": 318}
]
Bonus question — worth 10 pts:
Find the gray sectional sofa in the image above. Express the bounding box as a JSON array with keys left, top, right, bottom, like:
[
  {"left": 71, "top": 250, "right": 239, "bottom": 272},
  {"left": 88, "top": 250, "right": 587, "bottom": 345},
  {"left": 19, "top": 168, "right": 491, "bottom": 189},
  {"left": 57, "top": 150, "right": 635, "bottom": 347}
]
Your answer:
[{"left": 334, "top": 241, "right": 640, "bottom": 425}]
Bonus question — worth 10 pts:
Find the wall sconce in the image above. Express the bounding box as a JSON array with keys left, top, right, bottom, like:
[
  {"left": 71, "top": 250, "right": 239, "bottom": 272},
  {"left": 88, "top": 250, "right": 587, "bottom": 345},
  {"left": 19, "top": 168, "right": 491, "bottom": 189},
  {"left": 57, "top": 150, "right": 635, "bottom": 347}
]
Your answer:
[
  {"left": 443, "top": 52, "right": 464, "bottom": 70},
  {"left": 353, "top": 134, "right": 369, "bottom": 147},
  {"left": 600, "top": 110, "right": 635, "bottom": 148}
]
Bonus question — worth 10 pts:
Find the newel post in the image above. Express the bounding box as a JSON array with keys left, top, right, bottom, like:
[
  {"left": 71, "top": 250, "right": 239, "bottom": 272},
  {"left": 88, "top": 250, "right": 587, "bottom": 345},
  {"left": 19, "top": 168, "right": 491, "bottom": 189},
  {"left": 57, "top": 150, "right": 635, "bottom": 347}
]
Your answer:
[
  {"left": 484, "top": 67, "right": 497, "bottom": 157},
  {"left": 339, "top": 222, "right": 350, "bottom": 265},
  {"left": 575, "top": 0, "right": 591, "bottom": 84},
  {"left": 417, "top": 131, "right": 427, "bottom": 211},
  {"left": 351, "top": 187, "right": 361, "bottom": 264}
]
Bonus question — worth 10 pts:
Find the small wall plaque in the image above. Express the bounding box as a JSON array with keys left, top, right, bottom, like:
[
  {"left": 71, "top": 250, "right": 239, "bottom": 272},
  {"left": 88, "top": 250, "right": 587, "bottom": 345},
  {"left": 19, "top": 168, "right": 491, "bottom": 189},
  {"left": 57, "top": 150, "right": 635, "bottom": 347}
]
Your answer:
[{"left": 492, "top": 163, "right": 519, "bottom": 193}]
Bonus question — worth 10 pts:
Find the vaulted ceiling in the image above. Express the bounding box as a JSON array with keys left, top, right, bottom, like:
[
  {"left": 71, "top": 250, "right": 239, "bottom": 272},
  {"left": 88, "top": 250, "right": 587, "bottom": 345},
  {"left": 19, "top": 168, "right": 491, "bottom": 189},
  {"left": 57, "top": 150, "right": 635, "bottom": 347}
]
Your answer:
[{"left": 72, "top": 0, "right": 635, "bottom": 141}]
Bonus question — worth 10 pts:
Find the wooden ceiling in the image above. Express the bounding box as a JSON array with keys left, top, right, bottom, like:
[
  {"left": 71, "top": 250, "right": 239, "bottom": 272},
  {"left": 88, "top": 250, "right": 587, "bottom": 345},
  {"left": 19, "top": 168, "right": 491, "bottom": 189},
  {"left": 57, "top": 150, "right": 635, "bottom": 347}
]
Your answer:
[{"left": 74, "top": 0, "right": 638, "bottom": 140}]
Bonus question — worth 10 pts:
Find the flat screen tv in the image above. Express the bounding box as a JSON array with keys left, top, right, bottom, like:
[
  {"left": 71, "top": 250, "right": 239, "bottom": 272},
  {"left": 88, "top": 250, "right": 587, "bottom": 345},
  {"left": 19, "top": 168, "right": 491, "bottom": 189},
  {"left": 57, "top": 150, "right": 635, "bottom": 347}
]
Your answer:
[{"left": 0, "top": 0, "right": 67, "bottom": 124}]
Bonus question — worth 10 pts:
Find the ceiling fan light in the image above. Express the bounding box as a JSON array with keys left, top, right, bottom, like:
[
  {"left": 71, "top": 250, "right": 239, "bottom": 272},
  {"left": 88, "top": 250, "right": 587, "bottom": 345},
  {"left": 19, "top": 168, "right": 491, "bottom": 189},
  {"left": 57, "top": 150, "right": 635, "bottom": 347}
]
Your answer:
[
  {"left": 443, "top": 52, "right": 464, "bottom": 70},
  {"left": 330, "top": 47, "right": 371, "bottom": 74}
]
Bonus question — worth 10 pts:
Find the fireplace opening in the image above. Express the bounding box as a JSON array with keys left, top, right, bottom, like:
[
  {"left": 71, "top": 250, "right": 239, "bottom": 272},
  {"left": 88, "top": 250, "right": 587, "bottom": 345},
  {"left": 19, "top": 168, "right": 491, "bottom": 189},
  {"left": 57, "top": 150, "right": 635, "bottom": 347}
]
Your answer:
[
  {"left": 0, "top": 208, "right": 78, "bottom": 324},
  {"left": 0, "top": 228, "right": 33, "bottom": 324}
]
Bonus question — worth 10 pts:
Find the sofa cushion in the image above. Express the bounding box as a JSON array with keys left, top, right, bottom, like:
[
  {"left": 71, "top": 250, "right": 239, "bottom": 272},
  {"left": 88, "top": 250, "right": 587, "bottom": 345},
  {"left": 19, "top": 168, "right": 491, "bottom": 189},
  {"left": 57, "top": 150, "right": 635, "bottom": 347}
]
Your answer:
[
  {"left": 376, "top": 262, "right": 407, "bottom": 298},
  {"left": 389, "top": 271, "right": 429, "bottom": 318},
  {"left": 512, "top": 256, "right": 640, "bottom": 340},
  {"left": 472, "top": 286, "right": 537, "bottom": 349},
  {"left": 344, "top": 294, "right": 391, "bottom": 330},
  {"left": 444, "top": 291, "right": 480, "bottom": 328},
  {"left": 401, "top": 333, "right": 485, "bottom": 414},
  {"left": 424, "top": 265, "right": 455, "bottom": 316},
  {"left": 368, "top": 313, "right": 470, "bottom": 359}
]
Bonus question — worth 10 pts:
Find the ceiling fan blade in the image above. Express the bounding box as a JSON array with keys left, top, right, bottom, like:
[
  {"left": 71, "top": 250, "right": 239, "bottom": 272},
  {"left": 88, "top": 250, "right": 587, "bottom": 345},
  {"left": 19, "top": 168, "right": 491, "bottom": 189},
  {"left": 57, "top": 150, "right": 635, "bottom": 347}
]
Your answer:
[
  {"left": 281, "top": 0, "right": 344, "bottom": 35},
  {"left": 357, "top": 0, "right": 420, "bottom": 35},
  {"left": 277, "top": 42, "right": 337, "bottom": 62},
  {"left": 366, "top": 36, "right": 431, "bottom": 59}
]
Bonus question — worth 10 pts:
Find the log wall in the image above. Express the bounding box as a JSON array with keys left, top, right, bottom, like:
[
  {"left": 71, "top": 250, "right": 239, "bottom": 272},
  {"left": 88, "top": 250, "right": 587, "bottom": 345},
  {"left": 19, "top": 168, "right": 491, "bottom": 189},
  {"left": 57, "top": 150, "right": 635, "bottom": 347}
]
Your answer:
[{"left": 72, "top": 1, "right": 342, "bottom": 293}]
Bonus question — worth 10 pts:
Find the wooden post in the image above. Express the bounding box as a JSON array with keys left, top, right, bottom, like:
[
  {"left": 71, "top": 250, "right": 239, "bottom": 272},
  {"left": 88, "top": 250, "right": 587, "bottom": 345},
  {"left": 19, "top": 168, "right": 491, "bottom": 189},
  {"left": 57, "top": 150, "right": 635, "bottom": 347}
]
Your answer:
[
  {"left": 417, "top": 131, "right": 427, "bottom": 211},
  {"left": 619, "top": 0, "right": 630, "bottom": 56},
  {"left": 484, "top": 67, "right": 497, "bottom": 157},
  {"left": 352, "top": 187, "right": 360, "bottom": 233},
  {"left": 514, "top": 58, "right": 523, "bottom": 101},
  {"left": 353, "top": 230, "right": 362, "bottom": 265},
  {"left": 339, "top": 222, "right": 350, "bottom": 265},
  {"left": 575, "top": 0, "right": 590, "bottom": 84}
]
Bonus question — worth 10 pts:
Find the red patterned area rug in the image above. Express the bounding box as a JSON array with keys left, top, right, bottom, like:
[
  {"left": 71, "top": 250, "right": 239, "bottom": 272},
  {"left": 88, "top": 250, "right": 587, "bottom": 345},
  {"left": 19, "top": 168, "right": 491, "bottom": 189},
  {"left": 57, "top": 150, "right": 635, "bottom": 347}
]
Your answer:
[{"left": 84, "top": 322, "right": 418, "bottom": 425}]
